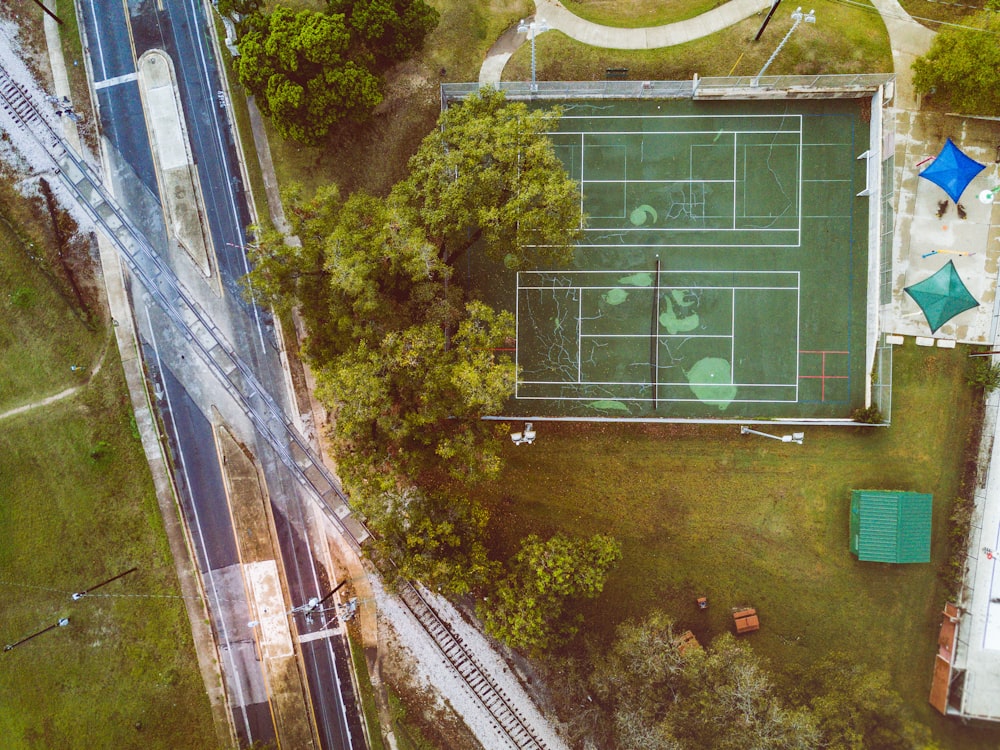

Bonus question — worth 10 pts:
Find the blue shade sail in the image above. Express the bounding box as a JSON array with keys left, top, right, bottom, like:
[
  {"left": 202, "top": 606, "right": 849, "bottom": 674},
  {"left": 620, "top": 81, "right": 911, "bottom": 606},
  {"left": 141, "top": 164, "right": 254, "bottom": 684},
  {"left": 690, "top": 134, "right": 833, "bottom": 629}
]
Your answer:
[{"left": 919, "top": 138, "right": 986, "bottom": 203}]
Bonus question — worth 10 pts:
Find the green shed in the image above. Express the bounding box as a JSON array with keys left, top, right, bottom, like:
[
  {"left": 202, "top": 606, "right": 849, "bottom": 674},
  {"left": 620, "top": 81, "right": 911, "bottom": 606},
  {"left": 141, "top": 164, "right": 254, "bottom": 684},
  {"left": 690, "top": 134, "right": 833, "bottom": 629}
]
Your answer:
[{"left": 849, "top": 490, "right": 932, "bottom": 563}]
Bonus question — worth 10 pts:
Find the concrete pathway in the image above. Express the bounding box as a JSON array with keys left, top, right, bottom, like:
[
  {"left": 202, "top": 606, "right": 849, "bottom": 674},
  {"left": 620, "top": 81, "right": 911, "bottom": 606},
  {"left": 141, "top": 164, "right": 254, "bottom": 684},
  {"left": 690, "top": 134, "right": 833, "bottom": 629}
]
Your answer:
[
  {"left": 868, "top": 0, "right": 935, "bottom": 109},
  {"left": 480, "top": 0, "right": 771, "bottom": 84}
]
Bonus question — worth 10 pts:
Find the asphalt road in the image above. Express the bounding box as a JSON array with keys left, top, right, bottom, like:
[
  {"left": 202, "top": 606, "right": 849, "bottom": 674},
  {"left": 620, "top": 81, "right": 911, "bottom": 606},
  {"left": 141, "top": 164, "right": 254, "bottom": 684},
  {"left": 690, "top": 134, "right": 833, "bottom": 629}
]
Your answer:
[{"left": 78, "top": 1, "right": 366, "bottom": 747}]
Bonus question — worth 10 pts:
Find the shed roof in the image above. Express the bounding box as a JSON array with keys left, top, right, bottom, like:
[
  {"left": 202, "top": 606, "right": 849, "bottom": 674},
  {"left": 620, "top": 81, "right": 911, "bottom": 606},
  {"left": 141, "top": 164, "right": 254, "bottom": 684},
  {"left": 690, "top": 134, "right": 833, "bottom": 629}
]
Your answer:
[{"left": 850, "top": 490, "right": 932, "bottom": 563}]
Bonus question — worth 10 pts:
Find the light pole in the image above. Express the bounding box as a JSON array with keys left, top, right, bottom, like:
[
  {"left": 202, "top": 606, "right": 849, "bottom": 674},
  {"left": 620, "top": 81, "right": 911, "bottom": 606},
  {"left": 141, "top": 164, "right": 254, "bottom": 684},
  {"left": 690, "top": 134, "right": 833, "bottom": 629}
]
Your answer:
[
  {"left": 752, "top": 7, "right": 815, "bottom": 87},
  {"left": 517, "top": 18, "right": 551, "bottom": 92},
  {"left": 740, "top": 425, "right": 804, "bottom": 444}
]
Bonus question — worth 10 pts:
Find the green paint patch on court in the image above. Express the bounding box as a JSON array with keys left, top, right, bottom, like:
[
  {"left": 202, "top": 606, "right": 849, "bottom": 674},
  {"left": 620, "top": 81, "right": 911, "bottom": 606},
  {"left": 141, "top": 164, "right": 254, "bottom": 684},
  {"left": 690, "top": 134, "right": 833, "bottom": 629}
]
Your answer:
[{"left": 466, "top": 95, "right": 875, "bottom": 421}]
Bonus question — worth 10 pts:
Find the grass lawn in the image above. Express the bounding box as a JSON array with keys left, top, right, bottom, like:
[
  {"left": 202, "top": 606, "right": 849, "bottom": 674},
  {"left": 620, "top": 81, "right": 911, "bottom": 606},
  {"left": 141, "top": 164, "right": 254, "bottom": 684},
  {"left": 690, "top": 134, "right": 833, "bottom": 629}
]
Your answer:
[
  {"left": 0, "top": 198, "right": 102, "bottom": 413},
  {"left": 559, "top": 0, "right": 719, "bottom": 29},
  {"left": 474, "top": 341, "right": 1000, "bottom": 749},
  {"left": 899, "top": 0, "right": 988, "bottom": 27},
  {"left": 504, "top": 0, "right": 892, "bottom": 81},
  {"left": 0, "top": 194, "right": 218, "bottom": 749}
]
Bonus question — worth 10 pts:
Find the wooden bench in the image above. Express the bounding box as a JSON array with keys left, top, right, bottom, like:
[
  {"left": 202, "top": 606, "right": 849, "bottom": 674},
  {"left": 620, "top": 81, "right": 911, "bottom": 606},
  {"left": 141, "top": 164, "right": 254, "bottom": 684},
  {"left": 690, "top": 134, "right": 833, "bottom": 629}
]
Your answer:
[{"left": 733, "top": 607, "right": 760, "bottom": 634}]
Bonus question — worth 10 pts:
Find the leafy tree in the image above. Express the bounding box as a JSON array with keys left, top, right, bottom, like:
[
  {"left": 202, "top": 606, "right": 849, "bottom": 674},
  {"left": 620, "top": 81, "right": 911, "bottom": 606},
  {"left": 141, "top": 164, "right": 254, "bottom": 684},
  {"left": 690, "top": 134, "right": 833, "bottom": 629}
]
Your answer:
[
  {"left": 216, "top": 0, "right": 261, "bottom": 18},
  {"left": 358, "top": 485, "right": 496, "bottom": 595},
  {"left": 789, "top": 653, "right": 930, "bottom": 750},
  {"left": 399, "top": 87, "right": 584, "bottom": 268},
  {"left": 966, "top": 357, "right": 1000, "bottom": 394},
  {"left": 236, "top": 7, "right": 382, "bottom": 144},
  {"left": 329, "top": 0, "right": 439, "bottom": 62},
  {"left": 480, "top": 533, "right": 621, "bottom": 653},
  {"left": 592, "top": 612, "right": 821, "bottom": 750},
  {"left": 315, "top": 300, "right": 515, "bottom": 487},
  {"left": 912, "top": 11, "right": 1000, "bottom": 115}
]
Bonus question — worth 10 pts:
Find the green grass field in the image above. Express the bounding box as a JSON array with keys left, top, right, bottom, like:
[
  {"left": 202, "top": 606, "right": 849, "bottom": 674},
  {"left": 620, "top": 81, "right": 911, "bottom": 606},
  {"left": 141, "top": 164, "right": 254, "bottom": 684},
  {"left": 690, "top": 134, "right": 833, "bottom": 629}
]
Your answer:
[
  {"left": 559, "top": 0, "right": 719, "bottom": 29},
  {"left": 0, "top": 212, "right": 102, "bottom": 413},
  {"left": 504, "top": 0, "right": 892, "bottom": 82},
  {"left": 0, "top": 193, "right": 218, "bottom": 749},
  {"left": 475, "top": 342, "right": 1000, "bottom": 749}
]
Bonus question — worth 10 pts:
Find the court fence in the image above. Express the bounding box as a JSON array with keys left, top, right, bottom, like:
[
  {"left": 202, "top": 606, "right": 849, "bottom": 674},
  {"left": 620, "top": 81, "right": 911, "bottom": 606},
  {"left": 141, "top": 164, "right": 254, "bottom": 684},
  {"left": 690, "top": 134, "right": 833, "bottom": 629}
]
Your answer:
[
  {"left": 441, "top": 75, "right": 895, "bottom": 107},
  {"left": 872, "top": 334, "right": 893, "bottom": 425}
]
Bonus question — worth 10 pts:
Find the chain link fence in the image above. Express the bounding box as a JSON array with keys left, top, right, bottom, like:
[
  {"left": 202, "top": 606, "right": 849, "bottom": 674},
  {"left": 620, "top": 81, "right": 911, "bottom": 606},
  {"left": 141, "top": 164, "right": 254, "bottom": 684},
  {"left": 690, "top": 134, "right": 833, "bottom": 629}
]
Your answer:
[{"left": 442, "top": 74, "right": 895, "bottom": 106}]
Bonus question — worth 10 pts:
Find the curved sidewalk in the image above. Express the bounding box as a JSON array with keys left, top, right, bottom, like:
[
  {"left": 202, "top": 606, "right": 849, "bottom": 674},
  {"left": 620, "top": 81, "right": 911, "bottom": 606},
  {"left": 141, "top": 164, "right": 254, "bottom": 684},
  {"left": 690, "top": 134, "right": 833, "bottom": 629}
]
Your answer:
[
  {"left": 481, "top": 0, "right": 771, "bottom": 84},
  {"left": 536, "top": 0, "right": 771, "bottom": 49}
]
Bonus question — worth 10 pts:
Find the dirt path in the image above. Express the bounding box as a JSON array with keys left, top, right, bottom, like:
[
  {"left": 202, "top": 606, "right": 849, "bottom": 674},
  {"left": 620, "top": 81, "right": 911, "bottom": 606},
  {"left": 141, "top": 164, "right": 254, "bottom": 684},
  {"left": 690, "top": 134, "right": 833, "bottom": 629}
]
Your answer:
[{"left": 0, "top": 327, "right": 113, "bottom": 422}]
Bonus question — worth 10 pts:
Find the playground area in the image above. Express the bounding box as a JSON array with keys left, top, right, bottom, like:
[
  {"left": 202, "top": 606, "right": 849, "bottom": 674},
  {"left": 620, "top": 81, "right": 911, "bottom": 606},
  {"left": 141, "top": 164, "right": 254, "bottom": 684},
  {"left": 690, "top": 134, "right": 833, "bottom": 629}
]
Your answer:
[
  {"left": 889, "top": 114, "right": 1000, "bottom": 343},
  {"left": 471, "top": 97, "right": 876, "bottom": 420}
]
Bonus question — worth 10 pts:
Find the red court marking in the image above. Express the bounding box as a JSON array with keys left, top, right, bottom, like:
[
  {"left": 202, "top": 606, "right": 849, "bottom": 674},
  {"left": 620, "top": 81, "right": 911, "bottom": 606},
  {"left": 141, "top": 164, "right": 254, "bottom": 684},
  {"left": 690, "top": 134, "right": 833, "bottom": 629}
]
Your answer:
[{"left": 799, "top": 350, "right": 849, "bottom": 401}]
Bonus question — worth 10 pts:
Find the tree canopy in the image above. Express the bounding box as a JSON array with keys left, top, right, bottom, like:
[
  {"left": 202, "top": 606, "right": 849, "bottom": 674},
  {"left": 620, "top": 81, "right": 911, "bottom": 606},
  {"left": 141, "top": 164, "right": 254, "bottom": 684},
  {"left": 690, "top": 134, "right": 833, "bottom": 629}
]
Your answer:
[
  {"left": 590, "top": 611, "right": 929, "bottom": 750},
  {"left": 245, "top": 90, "right": 587, "bottom": 597},
  {"left": 398, "top": 87, "right": 583, "bottom": 268},
  {"left": 236, "top": 7, "right": 381, "bottom": 143},
  {"left": 912, "top": 10, "right": 1000, "bottom": 116},
  {"left": 479, "top": 533, "right": 621, "bottom": 653},
  {"left": 235, "top": 1, "right": 437, "bottom": 143}
]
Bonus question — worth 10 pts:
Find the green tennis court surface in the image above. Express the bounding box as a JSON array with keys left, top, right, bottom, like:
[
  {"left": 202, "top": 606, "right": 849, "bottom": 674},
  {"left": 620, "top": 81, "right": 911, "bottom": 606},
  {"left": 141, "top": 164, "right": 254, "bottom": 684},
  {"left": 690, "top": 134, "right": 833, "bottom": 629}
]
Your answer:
[{"left": 469, "top": 97, "right": 871, "bottom": 420}]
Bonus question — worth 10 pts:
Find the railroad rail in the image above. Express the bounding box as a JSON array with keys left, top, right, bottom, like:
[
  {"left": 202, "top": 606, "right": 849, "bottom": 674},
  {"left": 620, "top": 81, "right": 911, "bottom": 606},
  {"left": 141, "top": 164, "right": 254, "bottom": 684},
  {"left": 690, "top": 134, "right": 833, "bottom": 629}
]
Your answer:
[{"left": 0, "top": 64, "right": 554, "bottom": 750}]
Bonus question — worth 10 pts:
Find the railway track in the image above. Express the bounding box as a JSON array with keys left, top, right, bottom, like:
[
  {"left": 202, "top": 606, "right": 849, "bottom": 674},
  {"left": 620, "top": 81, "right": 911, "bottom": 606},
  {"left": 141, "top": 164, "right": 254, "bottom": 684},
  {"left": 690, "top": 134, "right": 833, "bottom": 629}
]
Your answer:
[
  {"left": 397, "top": 581, "right": 549, "bottom": 750},
  {"left": 1, "top": 64, "right": 555, "bottom": 750}
]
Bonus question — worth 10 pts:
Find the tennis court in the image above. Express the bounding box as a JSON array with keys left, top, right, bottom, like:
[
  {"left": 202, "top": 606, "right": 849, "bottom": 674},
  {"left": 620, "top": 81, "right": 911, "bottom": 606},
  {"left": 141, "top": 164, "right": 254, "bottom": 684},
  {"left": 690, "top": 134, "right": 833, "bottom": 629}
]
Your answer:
[{"left": 470, "top": 97, "right": 872, "bottom": 420}]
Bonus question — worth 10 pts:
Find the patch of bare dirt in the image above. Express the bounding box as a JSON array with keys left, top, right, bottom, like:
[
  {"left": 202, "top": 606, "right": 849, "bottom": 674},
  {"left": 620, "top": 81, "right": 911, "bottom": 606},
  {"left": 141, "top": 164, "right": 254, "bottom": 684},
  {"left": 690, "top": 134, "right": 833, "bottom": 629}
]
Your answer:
[{"left": 378, "top": 622, "right": 485, "bottom": 750}]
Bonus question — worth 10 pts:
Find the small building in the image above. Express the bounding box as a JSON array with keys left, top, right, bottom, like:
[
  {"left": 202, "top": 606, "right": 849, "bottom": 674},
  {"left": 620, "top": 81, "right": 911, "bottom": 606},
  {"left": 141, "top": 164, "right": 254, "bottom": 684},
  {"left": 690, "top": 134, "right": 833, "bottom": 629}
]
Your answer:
[{"left": 849, "top": 490, "right": 932, "bottom": 563}]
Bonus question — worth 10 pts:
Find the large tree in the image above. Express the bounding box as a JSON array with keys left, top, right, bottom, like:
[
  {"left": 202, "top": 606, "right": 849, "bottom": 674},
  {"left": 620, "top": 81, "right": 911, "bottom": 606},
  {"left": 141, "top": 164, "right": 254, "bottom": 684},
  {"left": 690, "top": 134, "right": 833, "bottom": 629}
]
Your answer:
[
  {"left": 912, "top": 10, "right": 1000, "bottom": 115},
  {"left": 314, "top": 299, "right": 516, "bottom": 487},
  {"left": 236, "top": 7, "right": 382, "bottom": 143},
  {"left": 592, "top": 612, "right": 820, "bottom": 750},
  {"left": 357, "top": 485, "right": 497, "bottom": 595},
  {"left": 479, "top": 533, "right": 621, "bottom": 653},
  {"left": 399, "top": 87, "right": 584, "bottom": 268},
  {"left": 329, "top": 0, "right": 439, "bottom": 63}
]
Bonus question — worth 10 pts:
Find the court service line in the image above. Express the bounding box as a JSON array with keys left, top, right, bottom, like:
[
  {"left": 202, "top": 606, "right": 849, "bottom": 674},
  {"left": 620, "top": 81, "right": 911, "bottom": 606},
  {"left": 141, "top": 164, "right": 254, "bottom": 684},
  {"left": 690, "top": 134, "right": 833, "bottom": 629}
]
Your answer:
[
  {"left": 732, "top": 288, "right": 736, "bottom": 371},
  {"left": 517, "top": 379, "right": 798, "bottom": 388},
  {"left": 734, "top": 132, "right": 740, "bottom": 230},
  {"left": 553, "top": 128, "right": 798, "bottom": 137},
  {"left": 795, "top": 275, "right": 802, "bottom": 399},
  {"left": 513, "top": 394, "right": 799, "bottom": 403},
  {"left": 519, "top": 285, "right": 798, "bottom": 292},
  {"left": 579, "top": 133, "right": 585, "bottom": 230},
  {"left": 514, "top": 271, "right": 520, "bottom": 400},
  {"left": 579, "top": 333, "right": 733, "bottom": 338},
  {"left": 577, "top": 291, "right": 583, "bottom": 384},
  {"left": 798, "top": 124, "right": 804, "bottom": 246}
]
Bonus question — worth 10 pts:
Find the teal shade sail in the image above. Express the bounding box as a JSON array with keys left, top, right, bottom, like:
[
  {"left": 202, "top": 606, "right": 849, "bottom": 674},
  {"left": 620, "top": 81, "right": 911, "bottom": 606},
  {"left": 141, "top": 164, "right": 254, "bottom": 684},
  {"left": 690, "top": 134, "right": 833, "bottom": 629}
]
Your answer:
[{"left": 904, "top": 260, "right": 978, "bottom": 333}]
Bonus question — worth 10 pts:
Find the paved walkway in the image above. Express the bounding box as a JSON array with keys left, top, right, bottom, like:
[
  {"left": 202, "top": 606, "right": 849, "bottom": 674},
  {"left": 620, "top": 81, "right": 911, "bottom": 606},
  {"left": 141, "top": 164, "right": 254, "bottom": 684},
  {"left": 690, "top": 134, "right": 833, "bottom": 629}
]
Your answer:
[{"left": 481, "top": 0, "right": 771, "bottom": 84}]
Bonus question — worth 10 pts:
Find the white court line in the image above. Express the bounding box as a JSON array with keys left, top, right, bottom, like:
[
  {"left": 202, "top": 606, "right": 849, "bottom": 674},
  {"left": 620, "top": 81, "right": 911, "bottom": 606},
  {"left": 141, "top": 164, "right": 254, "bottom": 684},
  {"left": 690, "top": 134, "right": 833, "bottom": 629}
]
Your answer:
[
  {"left": 514, "top": 394, "right": 799, "bottom": 403},
  {"left": 514, "top": 270, "right": 520, "bottom": 400},
  {"left": 520, "top": 285, "right": 798, "bottom": 292},
  {"left": 580, "top": 226, "right": 799, "bottom": 232},
  {"left": 577, "top": 290, "right": 583, "bottom": 384},
  {"left": 519, "top": 268, "right": 799, "bottom": 275},
  {"left": 732, "top": 288, "right": 736, "bottom": 372},
  {"left": 579, "top": 333, "right": 733, "bottom": 338},
  {"left": 795, "top": 277, "right": 801, "bottom": 400},
  {"left": 581, "top": 178, "right": 736, "bottom": 184},
  {"left": 734, "top": 132, "right": 739, "bottom": 229},
  {"left": 518, "top": 380, "right": 799, "bottom": 388},
  {"left": 797, "top": 124, "right": 804, "bottom": 247},
  {"left": 579, "top": 133, "right": 585, "bottom": 230}
]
